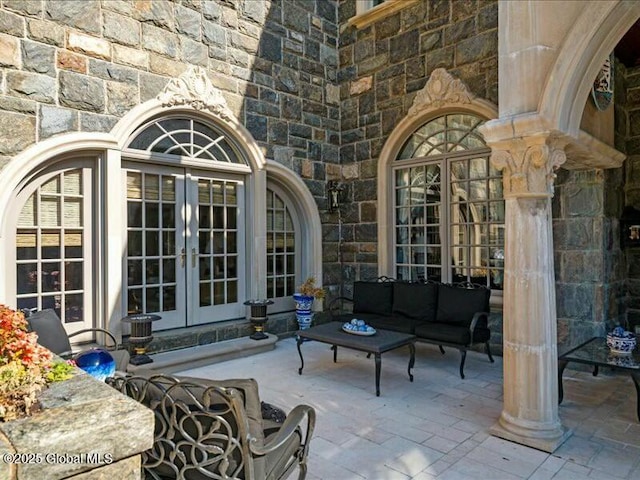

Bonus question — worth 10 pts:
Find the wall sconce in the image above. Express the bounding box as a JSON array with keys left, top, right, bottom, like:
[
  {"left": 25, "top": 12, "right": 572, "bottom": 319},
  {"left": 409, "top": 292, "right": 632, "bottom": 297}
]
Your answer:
[{"left": 327, "top": 180, "right": 344, "bottom": 213}]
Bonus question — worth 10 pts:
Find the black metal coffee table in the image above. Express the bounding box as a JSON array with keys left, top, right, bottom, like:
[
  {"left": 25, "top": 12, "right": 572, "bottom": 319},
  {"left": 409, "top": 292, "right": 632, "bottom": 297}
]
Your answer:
[
  {"left": 558, "top": 336, "right": 640, "bottom": 420},
  {"left": 296, "top": 321, "right": 416, "bottom": 396}
]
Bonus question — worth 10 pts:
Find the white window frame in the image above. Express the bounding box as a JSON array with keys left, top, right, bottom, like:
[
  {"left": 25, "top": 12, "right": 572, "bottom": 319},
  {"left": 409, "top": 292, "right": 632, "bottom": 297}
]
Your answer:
[
  {"left": 0, "top": 90, "right": 324, "bottom": 337},
  {"left": 350, "top": 0, "right": 420, "bottom": 29},
  {"left": 8, "top": 157, "right": 97, "bottom": 339},
  {"left": 392, "top": 148, "right": 504, "bottom": 290},
  {"left": 265, "top": 182, "right": 302, "bottom": 313}
]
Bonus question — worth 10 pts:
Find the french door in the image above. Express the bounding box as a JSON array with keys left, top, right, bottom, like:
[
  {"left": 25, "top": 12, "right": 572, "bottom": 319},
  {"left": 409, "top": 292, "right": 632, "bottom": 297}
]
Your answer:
[{"left": 123, "top": 163, "right": 245, "bottom": 330}]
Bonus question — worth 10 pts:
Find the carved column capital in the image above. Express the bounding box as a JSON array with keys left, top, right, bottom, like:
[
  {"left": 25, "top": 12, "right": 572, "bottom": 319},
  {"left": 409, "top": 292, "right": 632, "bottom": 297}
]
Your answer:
[{"left": 489, "top": 135, "right": 568, "bottom": 198}]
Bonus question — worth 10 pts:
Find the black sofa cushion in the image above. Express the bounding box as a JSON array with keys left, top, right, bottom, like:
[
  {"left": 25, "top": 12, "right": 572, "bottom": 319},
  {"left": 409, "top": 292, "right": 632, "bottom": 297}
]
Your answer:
[
  {"left": 332, "top": 312, "right": 390, "bottom": 325},
  {"left": 415, "top": 323, "right": 491, "bottom": 345},
  {"left": 392, "top": 282, "right": 438, "bottom": 323},
  {"left": 435, "top": 284, "right": 489, "bottom": 326},
  {"left": 366, "top": 316, "right": 420, "bottom": 335},
  {"left": 352, "top": 281, "right": 393, "bottom": 316}
]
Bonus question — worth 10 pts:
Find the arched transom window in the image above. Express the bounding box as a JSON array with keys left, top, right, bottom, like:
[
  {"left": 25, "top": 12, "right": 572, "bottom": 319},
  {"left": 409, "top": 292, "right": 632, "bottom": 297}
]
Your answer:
[
  {"left": 394, "top": 113, "right": 504, "bottom": 290},
  {"left": 128, "top": 117, "right": 247, "bottom": 165}
]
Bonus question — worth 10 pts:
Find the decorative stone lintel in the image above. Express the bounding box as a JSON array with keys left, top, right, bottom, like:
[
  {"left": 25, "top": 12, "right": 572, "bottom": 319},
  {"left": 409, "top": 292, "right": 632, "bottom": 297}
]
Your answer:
[
  {"left": 408, "top": 68, "right": 475, "bottom": 116},
  {"left": 157, "top": 65, "right": 234, "bottom": 122},
  {"left": 488, "top": 134, "right": 568, "bottom": 199}
]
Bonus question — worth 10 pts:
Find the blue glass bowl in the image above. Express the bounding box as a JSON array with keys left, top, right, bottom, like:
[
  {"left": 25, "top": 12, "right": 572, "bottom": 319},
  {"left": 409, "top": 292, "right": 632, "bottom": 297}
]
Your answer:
[{"left": 74, "top": 348, "right": 116, "bottom": 381}]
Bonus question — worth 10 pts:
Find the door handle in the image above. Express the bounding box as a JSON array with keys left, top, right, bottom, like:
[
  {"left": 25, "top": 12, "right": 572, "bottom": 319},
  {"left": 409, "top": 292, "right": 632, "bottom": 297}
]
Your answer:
[
  {"left": 192, "top": 248, "right": 197, "bottom": 268},
  {"left": 180, "top": 247, "right": 186, "bottom": 267}
]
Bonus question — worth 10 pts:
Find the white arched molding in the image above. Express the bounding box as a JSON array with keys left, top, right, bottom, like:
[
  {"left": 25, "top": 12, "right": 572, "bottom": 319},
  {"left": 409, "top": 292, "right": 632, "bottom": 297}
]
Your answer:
[
  {"left": 377, "top": 69, "right": 498, "bottom": 277},
  {"left": 539, "top": 1, "right": 640, "bottom": 137},
  {"left": 265, "top": 160, "right": 323, "bottom": 309},
  {"left": 0, "top": 134, "right": 118, "bottom": 241}
]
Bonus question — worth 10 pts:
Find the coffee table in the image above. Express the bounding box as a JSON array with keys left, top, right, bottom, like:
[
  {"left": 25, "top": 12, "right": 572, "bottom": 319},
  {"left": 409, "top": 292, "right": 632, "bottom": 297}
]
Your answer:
[
  {"left": 558, "top": 337, "right": 640, "bottom": 420},
  {"left": 296, "top": 321, "right": 416, "bottom": 396}
]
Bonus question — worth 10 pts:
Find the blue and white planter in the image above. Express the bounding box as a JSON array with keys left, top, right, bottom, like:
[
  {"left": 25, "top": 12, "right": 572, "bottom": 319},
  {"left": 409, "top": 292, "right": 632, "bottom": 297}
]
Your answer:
[{"left": 293, "top": 293, "right": 315, "bottom": 333}]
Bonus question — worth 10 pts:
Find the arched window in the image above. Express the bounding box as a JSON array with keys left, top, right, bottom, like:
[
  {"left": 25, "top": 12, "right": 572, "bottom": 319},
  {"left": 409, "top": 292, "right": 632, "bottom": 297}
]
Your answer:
[
  {"left": 266, "top": 185, "right": 300, "bottom": 312},
  {"left": 2, "top": 83, "right": 322, "bottom": 341},
  {"left": 12, "top": 159, "right": 96, "bottom": 337},
  {"left": 127, "top": 117, "right": 247, "bottom": 165},
  {"left": 393, "top": 113, "right": 504, "bottom": 290}
]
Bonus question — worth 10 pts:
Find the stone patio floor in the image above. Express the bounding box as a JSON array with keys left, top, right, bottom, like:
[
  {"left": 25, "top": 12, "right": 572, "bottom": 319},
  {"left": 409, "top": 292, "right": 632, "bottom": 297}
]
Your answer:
[{"left": 179, "top": 338, "right": 640, "bottom": 480}]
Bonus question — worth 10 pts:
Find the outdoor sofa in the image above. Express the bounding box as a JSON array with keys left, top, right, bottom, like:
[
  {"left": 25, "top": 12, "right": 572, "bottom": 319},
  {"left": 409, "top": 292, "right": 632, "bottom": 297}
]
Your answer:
[{"left": 330, "top": 278, "right": 494, "bottom": 378}]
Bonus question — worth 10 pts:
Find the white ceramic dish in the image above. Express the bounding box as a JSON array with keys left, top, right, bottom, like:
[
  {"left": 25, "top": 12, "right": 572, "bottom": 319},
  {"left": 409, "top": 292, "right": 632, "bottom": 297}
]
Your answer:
[{"left": 342, "top": 324, "right": 376, "bottom": 336}]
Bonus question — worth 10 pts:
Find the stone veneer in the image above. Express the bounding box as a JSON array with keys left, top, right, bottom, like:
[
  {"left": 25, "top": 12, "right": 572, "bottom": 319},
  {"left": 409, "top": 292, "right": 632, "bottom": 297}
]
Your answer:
[
  {"left": 0, "top": 0, "right": 339, "bottom": 343},
  {"left": 0, "top": 366, "right": 153, "bottom": 479},
  {"left": 552, "top": 167, "right": 625, "bottom": 351},
  {"left": 0, "top": 0, "right": 634, "bottom": 352},
  {"left": 621, "top": 64, "right": 640, "bottom": 333},
  {"left": 334, "top": 0, "right": 502, "bottom": 349}
]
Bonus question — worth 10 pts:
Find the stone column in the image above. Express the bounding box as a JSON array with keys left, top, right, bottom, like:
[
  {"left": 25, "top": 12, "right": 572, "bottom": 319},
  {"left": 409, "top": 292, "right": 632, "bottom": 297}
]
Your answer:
[{"left": 488, "top": 134, "right": 572, "bottom": 452}]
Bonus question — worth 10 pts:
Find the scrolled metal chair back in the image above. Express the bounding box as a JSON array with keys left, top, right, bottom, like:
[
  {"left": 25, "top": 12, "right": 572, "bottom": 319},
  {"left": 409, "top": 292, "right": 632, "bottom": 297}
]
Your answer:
[{"left": 108, "top": 374, "right": 253, "bottom": 480}]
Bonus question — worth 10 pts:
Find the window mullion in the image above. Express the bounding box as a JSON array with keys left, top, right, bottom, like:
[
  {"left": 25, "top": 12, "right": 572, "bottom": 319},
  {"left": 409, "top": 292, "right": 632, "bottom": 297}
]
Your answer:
[{"left": 442, "top": 159, "right": 451, "bottom": 284}]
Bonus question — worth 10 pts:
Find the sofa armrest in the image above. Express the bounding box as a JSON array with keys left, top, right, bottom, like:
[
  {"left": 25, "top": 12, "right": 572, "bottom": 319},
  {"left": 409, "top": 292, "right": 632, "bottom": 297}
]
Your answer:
[
  {"left": 328, "top": 296, "right": 353, "bottom": 318},
  {"left": 469, "top": 311, "right": 489, "bottom": 344},
  {"left": 250, "top": 404, "right": 316, "bottom": 457}
]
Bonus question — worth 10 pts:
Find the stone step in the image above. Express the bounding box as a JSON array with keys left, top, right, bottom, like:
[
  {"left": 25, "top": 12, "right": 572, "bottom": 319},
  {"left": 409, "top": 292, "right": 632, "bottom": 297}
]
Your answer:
[{"left": 127, "top": 334, "right": 278, "bottom": 375}]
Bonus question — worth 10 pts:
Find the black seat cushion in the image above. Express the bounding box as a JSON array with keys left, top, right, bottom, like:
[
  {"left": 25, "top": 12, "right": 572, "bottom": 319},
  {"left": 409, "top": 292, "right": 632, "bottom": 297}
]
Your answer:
[
  {"left": 332, "top": 312, "right": 389, "bottom": 325},
  {"left": 435, "top": 284, "right": 489, "bottom": 326},
  {"left": 352, "top": 281, "right": 393, "bottom": 316},
  {"left": 392, "top": 282, "right": 438, "bottom": 323},
  {"left": 415, "top": 323, "right": 490, "bottom": 345},
  {"left": 367, "top": 315, "right": 422, "bottom": 335}
]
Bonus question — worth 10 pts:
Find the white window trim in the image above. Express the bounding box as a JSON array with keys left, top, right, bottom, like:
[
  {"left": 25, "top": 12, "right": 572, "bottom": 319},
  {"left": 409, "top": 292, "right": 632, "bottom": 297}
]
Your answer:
[
  {"left": 265, "top": 182, "right": 302, "bottom": 313},
  {"left": 265, "top": 160, "right": 323, "bottom": 311},
  {"left": 349, "top": 0, "right": 419, "bottom": 29}
]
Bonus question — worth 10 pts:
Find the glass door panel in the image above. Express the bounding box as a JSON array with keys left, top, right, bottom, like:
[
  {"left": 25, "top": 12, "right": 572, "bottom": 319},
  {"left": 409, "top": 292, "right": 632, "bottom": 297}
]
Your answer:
[
  {"left": 123, "top": 166, "right": 244, "bottom": 330},
  {"left": 188, "top": 173, "right": 245, "bottom": 324},
  {"left": 123, "top": 167, "right": 186, "bottom": 331}
]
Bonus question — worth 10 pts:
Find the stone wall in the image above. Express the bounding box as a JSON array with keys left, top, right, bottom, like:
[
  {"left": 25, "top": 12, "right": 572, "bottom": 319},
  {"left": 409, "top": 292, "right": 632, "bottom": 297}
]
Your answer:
[
  {"left": 552, "top": 168, "right": 625, "bottom": 350},
  {"left": 334, "top": 0, "right": 501, "bottom": 348},
  {"left": 0, "top": 0, "right": 339, "bottom": 340},
  {"left": 334, "top": 0, "right": 498, "bottom": 285},
  {"left": 621, "top": 64, "right": 640, "bottom": 333},
  {"left": 0, "top": 0, "right": 339, "bottom": 203}
]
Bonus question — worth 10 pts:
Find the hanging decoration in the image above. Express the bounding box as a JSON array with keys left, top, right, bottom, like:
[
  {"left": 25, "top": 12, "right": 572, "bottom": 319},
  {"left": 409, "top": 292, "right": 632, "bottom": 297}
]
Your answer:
[{"left": 591, "top": 52, "right": 614, "bottom": 111}]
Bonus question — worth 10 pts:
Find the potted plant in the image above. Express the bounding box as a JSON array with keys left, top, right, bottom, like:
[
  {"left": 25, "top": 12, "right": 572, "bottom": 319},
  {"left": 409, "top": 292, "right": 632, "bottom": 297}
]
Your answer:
[
  {"left": 0, "top": 305, "right": 74, "bottom": 422},
  {"left": 293, "top": 277, "right": 325, "bottom": 331}
]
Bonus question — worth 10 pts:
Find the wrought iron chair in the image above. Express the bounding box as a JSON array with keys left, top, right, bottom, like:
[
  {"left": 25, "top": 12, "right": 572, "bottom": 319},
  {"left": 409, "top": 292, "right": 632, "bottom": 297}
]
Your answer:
[
  {"left": 106, "top": 373, "right": 316, "bottom": 480},
  {"left": 25, "top": 308, "right": 130, "bottom": 371}
]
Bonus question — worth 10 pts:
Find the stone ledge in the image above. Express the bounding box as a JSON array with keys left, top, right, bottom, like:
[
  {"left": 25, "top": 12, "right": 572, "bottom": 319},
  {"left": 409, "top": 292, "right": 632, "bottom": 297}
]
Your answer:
[
  {"left": 129, "top": 334, "right": 278, "bottom": 375},
  {"left": 0, "top": 368, "right": 153, "bottom": 479}
]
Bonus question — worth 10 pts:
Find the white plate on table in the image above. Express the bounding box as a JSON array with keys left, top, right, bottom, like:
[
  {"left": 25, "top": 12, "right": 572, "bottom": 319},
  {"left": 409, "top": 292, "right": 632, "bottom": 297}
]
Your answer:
[{"left": 342, "top": 324, "right": 376, "bottom": 336}]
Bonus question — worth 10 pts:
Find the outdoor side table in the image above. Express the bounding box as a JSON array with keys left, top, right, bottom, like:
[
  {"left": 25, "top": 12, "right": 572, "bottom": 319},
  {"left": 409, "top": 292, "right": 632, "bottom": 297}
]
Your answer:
[{"left": 558, "top": 337, "right": 640, "bottom": 421}]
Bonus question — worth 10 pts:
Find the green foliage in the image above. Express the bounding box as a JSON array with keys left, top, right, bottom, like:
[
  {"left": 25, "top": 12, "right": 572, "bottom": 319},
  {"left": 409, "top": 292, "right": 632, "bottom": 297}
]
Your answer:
[
  {"left": 0, "top": 305, "right": 76, "bottom": 422},
  {"left": 45, "top": 361, "right": 75, "bottom": 383}
]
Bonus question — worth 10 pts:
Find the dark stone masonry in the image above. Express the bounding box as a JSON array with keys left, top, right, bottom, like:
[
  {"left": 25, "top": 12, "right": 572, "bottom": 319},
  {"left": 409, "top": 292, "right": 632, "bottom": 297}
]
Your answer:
[{"left": 0, "top": 0, "right": 636, "bottom": 353}]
